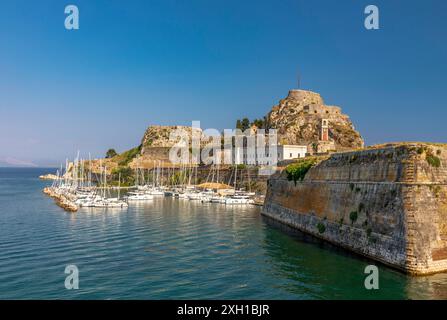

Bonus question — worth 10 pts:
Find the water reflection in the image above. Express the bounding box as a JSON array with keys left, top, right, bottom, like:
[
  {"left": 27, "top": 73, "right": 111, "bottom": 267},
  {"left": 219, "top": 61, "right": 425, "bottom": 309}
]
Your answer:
[
  {"left": 261, "top": 217, "right": 408, "bottom": 299},
  {"left": 406, "top": 273, "right": 447, "bottom": 300}
]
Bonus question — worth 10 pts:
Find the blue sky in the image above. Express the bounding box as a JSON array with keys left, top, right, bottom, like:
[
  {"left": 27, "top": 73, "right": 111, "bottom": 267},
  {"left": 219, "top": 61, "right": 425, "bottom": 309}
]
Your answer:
[{"left": 0, "top": 0, "right": 446, "bottom": 166}]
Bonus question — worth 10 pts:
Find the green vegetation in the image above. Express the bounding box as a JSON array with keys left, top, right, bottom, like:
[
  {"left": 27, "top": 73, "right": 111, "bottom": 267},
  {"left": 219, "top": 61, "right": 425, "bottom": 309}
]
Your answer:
[
  {"left": 115, "top": 145, "right": 142, "bottom": 166},
  {"left": 251, "top": 118, "right": 266, "bottom": 129},
  {"left": 426, "top": 154, "right": 441, "bottom": 168},
  {"left": 236, "top": 118, "right": 250, "bottom": 131},
  {"left": 111, "top": 166, "right": 135, "bottom": 186},
  {"left": 358, "top": 203, "right": 365, "bottom": 212},
  {"left": 396, "top": 147, "right": 405, "bottom": 156},
  {"left": 349, "top": 211, "right": 358, "bottom": 224},
  {"left": 235, "top": 164, "right": 247, "bottom": 170},
  {"left": 317, "top": 222, "right": 326, "bottom": 234},
  {"left": 169, "top": 170, "right": 189, "bottom": 186},
  {"left": 366, "top": 228, "right": 372, "bottom": 237},
  {"left": 285, "top": 158, "right": 318, "bottom": 185},
  {"left": 416, "top": 145, "right": 442, "bottom": 167},
  {"left": 145, "top": 138, "right": 153, "bottom": 147},
  {"left": 106, "top": 148, "right": 118, "bottom": 158},
  {"left": 235, "top": 117, "right": 267, "bottom": 131}
]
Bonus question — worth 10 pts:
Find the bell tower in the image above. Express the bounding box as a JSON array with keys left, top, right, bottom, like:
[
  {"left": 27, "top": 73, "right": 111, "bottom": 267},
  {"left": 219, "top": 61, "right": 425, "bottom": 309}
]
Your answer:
[{"left": 320, "top": 119, "right": 329, "bottom": 141}]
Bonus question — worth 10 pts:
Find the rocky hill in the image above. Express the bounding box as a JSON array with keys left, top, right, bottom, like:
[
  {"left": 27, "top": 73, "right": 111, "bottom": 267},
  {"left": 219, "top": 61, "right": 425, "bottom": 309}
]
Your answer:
[
  {"left": 140, "top": 125, "right": 202, "bottom": 151},
  {"left": 266, "top": 89, "right": 364, "bottom": 153},
  {"left": 80, "top": 89, "right": 364, "bottom": 172},
  {"left": 134, "top": 125, "right": 204, "bottom": 167}
]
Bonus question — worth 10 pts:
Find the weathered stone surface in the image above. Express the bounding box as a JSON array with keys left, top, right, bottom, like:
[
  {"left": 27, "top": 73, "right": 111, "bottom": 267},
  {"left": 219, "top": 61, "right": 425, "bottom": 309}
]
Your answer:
[
  {"left": 141, "top": 125, "right": 202, "bottom": 151},
  {"left": 262, "top": 143, "right": 447, "bottom": 275},
  {"left": 266, "top": 89, "right": 364, "bottom": 153}
]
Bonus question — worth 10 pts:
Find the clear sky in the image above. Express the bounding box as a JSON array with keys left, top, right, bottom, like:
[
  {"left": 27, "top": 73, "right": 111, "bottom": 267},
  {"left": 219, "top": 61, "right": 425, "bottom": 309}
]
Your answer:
[{"left": 0, "top": 0, "right": 446, "bottom": 166}]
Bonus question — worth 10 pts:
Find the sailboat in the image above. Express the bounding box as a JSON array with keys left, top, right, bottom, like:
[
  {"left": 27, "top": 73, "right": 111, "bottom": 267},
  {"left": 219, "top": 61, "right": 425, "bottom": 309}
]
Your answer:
[{"left": 225, "top": 165, "right": 254, "bottom": 205}]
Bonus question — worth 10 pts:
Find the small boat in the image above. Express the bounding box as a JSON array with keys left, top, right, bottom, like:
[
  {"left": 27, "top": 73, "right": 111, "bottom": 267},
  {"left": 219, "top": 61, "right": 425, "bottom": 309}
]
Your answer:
[
  {"left": 186, "top": 192, "right": 203, "bottom": 200},
  {"left": 127, "top": 192, "right": 154, "bottom": 201},
  {"left": 210, "top": 195, "right": 225, "bottom": 203},
  {"left": 177, "top": 192, "right": 188, "bottom": 199},
  {"left": 150, "top": 188, "right": 165, "bottom": 196},
  {"left": 225, "top": 195, "right": 254, "bottom": 205}
]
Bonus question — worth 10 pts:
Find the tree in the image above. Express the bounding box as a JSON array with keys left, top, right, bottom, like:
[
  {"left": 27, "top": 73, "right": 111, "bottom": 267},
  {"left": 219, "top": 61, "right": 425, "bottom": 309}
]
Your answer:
[
  {"left": 251, "top": 118, "right": 265, "bottom": 129},
  {"left": 241, "top": 118, "right": 250, "bottom": 131},
  {"left": 106, "top": 148, "right": 118, "bottom": 158},
  {"left": 111, "top": 166, "right": 134, "bottom": 186},
  {"left": 236, "top": 119, "right": 242, "bottom": 130}
]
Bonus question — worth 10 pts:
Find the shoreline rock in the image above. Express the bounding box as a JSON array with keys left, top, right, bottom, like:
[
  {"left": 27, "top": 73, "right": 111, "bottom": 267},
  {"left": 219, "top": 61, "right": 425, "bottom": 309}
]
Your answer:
[{"left": 39, "top": 174, "right": 59, "bottom": 180}]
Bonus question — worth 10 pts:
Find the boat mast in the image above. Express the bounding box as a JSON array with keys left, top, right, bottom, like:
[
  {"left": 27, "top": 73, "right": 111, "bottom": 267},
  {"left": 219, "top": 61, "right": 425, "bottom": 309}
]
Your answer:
[
  {"left": 234, "top": 165, "right": 237, "bottom": 191},
  {"left": 118, "top": 173, "right": 121, "bottom": 199}
]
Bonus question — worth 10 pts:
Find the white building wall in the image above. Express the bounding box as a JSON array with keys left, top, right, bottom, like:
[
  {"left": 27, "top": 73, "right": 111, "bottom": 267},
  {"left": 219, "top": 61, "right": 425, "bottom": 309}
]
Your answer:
[
  {"left": 231, "top": 144, "right": 307, "bottom": 165},
  {"left": 280, "top": 145, "right": 307, "bottom": 160}
]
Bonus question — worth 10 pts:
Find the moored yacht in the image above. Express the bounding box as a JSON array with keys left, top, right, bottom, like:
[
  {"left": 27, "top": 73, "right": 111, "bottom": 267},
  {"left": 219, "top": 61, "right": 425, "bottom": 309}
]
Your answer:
[{"left": 225, "top": 194, "right": 254, "bottom": 205}]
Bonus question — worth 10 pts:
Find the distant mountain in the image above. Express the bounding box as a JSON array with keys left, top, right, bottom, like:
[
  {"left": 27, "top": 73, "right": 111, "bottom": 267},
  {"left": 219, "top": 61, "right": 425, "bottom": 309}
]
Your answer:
[{"left": 0, "top": 157, "right": 38, "bottom": 167}]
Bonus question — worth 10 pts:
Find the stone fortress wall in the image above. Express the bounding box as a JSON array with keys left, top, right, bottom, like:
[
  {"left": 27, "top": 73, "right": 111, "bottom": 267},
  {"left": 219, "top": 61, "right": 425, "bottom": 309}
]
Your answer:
[
  {"left": 286, "top": 90, "right": 342, "bottom": 117},
  {"left": 262, "top": 143, "right": 447, "bottom": 275}
]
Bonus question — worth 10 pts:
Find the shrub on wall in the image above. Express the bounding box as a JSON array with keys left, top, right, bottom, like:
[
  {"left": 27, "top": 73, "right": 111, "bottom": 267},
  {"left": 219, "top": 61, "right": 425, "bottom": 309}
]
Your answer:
[
  {"left": 349, "top": 211, "right": 358, "bottom": 224},
  {"left": 426, "top": 154, "right": 441, "bottom": 167},
  {"left": 285, "top": 158, "right": 318, "bottom": 184},
  {"left": 358, "top": 203, "right": 365, "bottom": 212},
  {"left": 418, "top": 145, "right": 442, "bottom": 168},
  {"left": 317, "top": 222, "right": 326, "bottom": 234}
]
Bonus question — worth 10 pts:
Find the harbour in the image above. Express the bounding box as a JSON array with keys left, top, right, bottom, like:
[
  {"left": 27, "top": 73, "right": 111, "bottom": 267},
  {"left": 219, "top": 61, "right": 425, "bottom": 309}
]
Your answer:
[
  {"left": 41, "top": 156, "right": 263, "bottom": 212},
  {"left": 1, "top": 167, "right": 447, "bottom": 299}
]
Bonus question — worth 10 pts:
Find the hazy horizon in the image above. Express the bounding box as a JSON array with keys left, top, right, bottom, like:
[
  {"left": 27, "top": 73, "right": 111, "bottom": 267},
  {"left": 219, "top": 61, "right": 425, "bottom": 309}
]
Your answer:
[{"left": 1, "top": 0, "right": 446, "bottom": 167}]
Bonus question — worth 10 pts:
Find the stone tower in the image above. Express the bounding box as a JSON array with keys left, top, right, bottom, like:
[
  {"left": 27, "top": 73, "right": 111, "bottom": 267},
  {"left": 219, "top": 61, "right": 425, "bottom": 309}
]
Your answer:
[
  {"left": 265, "top": 89, "right": 364, "bottom": 153},
  {"left": 320, "top": 119, "right": 329, "bottom": 142}
]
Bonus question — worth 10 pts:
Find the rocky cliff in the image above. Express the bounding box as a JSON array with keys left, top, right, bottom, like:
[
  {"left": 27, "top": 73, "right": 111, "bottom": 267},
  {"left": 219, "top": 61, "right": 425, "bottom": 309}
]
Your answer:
[
  {"left": 266, "top": 90, "right": 364, "bottom": 153},
  {"left": 262, "top": 143, "right": 447, "bottom": 275},
  {"left": 141, "top": 125, "right": 202, "bottom": 151},
  {"left": 134, "top": 125, "right": 203, "bottom": 167}
]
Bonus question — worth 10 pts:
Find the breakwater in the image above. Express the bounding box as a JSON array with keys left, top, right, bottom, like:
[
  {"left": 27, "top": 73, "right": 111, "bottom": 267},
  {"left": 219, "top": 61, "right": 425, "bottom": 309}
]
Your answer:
[{"left": 43, "top": 187, "right": 78, "bottom": 212}]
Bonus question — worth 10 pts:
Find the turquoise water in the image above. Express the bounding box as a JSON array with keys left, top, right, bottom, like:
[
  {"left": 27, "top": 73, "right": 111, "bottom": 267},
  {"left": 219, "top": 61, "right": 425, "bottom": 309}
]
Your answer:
[{"left": 0, "top": 168, "right": 446, "bottom": 299}]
